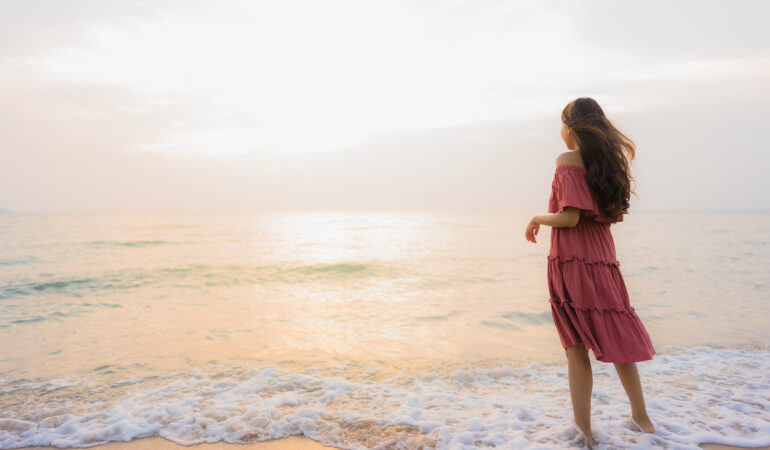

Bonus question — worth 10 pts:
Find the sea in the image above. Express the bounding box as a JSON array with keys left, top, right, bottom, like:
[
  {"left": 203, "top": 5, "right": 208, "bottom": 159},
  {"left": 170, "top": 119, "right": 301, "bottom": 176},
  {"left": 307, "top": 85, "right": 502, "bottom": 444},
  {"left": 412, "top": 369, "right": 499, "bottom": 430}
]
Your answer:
[{"left": 1, "top": 211, "right": 768, "bottom": 449}]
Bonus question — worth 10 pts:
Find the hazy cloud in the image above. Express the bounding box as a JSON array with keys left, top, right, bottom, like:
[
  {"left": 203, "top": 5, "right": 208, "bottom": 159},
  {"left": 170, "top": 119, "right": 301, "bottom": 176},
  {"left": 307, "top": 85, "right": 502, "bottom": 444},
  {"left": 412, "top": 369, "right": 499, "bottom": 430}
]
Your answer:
[{"left": 1, "top": 0, "right": 768, "bottom": 212}]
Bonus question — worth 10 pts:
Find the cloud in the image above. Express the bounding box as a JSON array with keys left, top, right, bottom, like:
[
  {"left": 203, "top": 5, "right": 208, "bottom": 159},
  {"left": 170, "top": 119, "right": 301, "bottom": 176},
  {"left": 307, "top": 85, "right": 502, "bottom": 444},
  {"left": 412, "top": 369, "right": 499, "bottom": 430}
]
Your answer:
[
  {"left": 0, "top": 0, "right": 768, "bottom": 211},
  {"left": 0, "top": 0, "right": 186, "bottom": 57},
  {"left": 554, "top": 0, "right": 770, "bottom": 62}
]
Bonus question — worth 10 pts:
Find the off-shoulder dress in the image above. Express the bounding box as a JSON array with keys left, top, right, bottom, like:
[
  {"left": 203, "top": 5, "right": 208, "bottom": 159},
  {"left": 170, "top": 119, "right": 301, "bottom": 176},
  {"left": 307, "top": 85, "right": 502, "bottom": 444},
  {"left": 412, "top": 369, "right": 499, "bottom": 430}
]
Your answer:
[{"left": 547, "top": 164, "right": 655, "bottom": 363}]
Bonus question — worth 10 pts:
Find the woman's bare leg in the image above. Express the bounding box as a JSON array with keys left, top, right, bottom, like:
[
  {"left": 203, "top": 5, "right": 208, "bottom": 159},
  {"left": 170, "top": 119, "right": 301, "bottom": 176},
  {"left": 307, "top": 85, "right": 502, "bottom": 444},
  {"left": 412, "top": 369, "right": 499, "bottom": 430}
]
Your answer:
[
  {"left": 613, "top": 361, "right": 655, "bottom": 433},
  {"left": 566, "top": 343, "right": 597, "bottom": 445}
]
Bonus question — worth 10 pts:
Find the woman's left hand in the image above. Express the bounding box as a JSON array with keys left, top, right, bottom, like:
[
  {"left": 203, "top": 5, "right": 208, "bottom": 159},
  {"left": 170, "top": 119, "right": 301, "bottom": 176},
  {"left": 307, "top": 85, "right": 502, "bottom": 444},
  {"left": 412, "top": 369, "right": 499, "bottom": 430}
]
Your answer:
[{"left": 525, "top": 218, "right": 540, "bottom": 243}]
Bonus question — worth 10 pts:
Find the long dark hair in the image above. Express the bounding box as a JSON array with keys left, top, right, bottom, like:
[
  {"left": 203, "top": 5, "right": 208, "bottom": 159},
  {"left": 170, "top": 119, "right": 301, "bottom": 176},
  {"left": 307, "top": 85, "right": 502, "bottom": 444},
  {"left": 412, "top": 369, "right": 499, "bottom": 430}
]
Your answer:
[{"left": 561, "top": 97, "right": 637, "bottom": 221}]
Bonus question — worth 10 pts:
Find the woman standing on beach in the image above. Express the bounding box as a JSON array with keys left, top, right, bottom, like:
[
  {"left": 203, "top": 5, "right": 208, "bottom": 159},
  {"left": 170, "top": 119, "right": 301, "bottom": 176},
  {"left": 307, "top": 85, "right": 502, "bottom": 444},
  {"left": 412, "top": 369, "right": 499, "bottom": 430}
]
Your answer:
[{"left": 524, "top": 97, "right": 656, "bottom": 447}]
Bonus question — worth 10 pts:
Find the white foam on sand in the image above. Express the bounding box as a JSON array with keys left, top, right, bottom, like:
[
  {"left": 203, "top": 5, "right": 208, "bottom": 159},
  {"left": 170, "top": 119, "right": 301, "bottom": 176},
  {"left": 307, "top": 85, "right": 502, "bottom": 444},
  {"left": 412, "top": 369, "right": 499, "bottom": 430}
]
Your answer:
[{"left": 1, "top": 345, "right": 769, "bottom": 449}]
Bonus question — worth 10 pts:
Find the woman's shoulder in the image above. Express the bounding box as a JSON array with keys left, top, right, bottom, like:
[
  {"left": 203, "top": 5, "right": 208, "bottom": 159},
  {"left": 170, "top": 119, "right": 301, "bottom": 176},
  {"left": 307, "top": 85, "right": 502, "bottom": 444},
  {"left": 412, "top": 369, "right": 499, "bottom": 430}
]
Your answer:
[{"left": 555, "top": 151, "right": 586, "bottom": 171}]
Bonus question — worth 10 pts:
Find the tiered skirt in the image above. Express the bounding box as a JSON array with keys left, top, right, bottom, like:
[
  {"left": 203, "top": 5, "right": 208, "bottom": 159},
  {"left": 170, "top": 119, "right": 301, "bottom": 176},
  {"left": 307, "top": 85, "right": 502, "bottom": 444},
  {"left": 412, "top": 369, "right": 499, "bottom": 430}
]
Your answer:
[{"left": 548, "top": 244, "right": 656, "bottom": 363}]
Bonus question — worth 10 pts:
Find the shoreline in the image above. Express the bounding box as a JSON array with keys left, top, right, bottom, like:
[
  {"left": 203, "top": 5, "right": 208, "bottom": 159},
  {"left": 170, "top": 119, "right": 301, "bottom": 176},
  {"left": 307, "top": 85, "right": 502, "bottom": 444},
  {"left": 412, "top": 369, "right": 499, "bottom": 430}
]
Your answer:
[
  {"left": 700, "top": 445, "right": 770, "bottom": 450},
  {"left": 15, "top": 436, "right": 341, "bottom": 450},
  {"left": 13, "top": 435, "right": 770, "bottom": 450}
]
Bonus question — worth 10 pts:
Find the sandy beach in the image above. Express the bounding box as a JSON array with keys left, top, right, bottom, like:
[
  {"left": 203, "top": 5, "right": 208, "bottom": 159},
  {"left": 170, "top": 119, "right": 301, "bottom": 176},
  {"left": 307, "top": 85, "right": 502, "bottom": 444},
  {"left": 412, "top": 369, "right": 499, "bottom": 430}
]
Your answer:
[
  {"left": 699, "top": 445, "right": 770, "bottom": 450},
  {"left": 698, "top": 445, "right": 770, "bottom": 450},
  {"left": 14, "top": 435, "right": 770, "bottom": 450},
  {"left": 15, "top": 436, "right": 340, "bottom": 450}
]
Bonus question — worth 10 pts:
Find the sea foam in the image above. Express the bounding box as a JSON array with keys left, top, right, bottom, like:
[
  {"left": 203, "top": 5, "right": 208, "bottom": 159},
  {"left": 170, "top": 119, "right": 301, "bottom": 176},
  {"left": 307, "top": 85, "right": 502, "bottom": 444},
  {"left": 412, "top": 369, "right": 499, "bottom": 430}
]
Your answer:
[{"left": 1, "top": 344, "right": 769, "bottom": 449}]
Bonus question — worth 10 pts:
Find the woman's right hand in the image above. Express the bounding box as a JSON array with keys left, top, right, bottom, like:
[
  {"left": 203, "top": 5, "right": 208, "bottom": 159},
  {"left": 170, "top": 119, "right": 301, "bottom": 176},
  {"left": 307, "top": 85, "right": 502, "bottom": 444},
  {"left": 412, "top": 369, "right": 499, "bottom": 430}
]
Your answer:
[{"left": 525, "top": 218, "right": 540, "bottom": 243}]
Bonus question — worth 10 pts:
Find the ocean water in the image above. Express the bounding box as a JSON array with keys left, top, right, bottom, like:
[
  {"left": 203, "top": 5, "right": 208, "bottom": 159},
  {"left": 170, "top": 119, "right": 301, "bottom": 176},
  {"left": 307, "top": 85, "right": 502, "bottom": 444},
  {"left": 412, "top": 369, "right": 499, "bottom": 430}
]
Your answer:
[{"left": 0, "top": 211, "right": 768, "bottom": 449}]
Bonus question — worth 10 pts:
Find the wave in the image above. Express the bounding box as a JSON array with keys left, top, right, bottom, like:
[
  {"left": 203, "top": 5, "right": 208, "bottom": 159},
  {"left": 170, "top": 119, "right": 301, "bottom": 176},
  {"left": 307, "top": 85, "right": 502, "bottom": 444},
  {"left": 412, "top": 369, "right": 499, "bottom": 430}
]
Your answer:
[
  {"left": 0, "top": 344, "right": 768, "bottom": 449},
  {"left": 0, "top": 262, "right": 400, "bottom": 301},
  {"left": 497, "top": 310, "right": 553, "bottom": 326},
  {"left": 87, "top": 240, "right": 173, "bottom": 247},
  {"left": 0, "top": 257, "right": 38, "bottom": 266},
  {"left": 283, "top": 262, "right": 372, "bottom": 275}
]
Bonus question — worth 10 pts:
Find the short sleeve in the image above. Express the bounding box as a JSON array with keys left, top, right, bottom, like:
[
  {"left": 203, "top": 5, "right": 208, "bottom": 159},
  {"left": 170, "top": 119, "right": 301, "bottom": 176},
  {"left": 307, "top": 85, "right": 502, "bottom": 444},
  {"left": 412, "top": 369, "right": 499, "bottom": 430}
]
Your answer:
[{"left": 548, "top": 165, "right": 624, "bottom": 223}]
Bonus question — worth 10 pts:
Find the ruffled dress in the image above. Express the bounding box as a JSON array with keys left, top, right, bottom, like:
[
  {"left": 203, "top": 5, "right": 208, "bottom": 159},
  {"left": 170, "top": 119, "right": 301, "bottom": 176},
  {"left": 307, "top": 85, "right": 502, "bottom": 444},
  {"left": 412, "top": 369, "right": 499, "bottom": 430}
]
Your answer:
[{"left": 547, "top": 164, "right": 655, "bottom": 363}]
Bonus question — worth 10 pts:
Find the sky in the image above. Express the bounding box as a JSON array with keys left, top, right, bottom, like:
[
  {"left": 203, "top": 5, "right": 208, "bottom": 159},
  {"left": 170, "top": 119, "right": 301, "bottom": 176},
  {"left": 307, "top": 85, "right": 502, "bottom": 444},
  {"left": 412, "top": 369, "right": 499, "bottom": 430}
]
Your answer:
[{"left": 1, "top": 0, "right": 768, "bottom": 212}]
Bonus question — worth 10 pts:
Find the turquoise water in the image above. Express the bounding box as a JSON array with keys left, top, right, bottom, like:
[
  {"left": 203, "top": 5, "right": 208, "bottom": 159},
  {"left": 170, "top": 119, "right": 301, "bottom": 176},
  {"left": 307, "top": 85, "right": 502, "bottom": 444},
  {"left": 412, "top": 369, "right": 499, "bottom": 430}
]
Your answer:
[{"left": 1, "top": 211, "right": 769, "bottom": 448}]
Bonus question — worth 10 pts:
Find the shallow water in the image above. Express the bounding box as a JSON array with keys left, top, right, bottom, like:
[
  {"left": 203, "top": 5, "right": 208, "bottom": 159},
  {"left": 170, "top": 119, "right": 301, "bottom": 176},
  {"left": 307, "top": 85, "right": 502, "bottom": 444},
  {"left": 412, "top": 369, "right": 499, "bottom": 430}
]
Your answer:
[{"left": 1, "top": 211, "right": 769, "bottom": 449}]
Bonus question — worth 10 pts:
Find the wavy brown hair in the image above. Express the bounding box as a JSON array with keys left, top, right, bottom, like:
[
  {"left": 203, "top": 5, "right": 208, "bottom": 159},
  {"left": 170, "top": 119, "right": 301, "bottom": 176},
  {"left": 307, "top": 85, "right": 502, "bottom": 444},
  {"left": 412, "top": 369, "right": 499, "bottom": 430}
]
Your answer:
[{"left": 561, "top": 97, "right": 637, "bottom": 221}]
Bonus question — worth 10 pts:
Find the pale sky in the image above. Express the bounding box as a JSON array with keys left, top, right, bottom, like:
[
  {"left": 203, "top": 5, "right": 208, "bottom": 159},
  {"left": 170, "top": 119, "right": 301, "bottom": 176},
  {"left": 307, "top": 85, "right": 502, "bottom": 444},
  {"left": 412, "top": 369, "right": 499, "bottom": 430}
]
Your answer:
[{"left": 1, "top": 0, "right": 768, "bottom": 212}]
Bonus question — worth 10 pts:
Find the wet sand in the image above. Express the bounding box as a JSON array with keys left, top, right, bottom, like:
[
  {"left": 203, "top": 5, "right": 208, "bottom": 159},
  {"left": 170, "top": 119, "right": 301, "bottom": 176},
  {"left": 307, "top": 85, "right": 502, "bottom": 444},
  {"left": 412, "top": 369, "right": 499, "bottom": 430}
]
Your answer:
[
  {"left": 15, "top": 436, "right": 770, "bottom": 449},
  {"left": 699, "top": 445, "right": 770, "bottom": 450},
  {"left": 15, "top": 435, "right": 341, "bottom": 450}
]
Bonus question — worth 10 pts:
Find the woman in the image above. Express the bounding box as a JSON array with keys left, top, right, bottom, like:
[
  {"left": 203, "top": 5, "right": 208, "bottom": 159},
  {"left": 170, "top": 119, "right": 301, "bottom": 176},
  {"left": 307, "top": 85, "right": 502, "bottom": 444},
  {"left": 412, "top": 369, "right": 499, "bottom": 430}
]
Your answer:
[{"left": 525, "top": 97, "right": 656, "bottom": 447}]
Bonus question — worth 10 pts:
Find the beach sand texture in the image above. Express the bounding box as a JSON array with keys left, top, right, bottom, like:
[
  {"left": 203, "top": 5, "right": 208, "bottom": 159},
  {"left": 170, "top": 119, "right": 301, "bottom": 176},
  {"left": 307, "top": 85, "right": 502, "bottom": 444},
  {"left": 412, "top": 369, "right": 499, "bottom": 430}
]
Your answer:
[
  {"left": 699, "top": 445, "right": 770, "bottom": 450},
  {"left": 15, "top": 436, "right": 339, "bottom": 450},
  {"left": 14, "top": 436, "right": 770, "bottom": 449}
]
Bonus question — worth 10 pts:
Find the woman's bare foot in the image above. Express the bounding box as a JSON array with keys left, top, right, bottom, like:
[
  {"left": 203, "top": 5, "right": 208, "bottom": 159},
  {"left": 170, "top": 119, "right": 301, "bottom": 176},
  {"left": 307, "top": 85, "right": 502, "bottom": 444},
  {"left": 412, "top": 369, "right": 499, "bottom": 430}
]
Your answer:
[
  {"left": 628, "top": 414, "right": 655, "bottom": 433},
  {"left": 580, "top": 427, "right": 598, "bottom": 447},
  {"left": 573, "top": 421, "right": 598, "bottom": 447}
]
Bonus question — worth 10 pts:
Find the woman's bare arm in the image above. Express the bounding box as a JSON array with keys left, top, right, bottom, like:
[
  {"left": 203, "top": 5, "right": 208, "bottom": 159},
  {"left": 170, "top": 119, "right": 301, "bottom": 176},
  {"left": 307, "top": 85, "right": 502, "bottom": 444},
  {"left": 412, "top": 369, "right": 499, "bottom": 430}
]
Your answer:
[{"left": 532, "top": 207, "right": 580, "bottom": 228}]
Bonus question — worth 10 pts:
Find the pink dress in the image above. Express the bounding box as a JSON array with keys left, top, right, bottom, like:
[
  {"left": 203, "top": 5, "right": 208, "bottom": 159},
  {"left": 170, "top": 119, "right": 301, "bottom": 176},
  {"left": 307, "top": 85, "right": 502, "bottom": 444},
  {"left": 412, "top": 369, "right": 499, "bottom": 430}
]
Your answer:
[{"left": 547, "top": 164, "right": 655, "bottom": 363}]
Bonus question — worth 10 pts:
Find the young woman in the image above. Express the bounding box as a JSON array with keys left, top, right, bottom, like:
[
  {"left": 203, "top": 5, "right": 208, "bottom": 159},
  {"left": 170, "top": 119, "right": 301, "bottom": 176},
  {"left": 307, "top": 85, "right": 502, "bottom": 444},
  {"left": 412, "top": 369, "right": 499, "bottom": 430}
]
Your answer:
[{"left": 524, "top": 97, "right": 656, "bottom": 447}]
